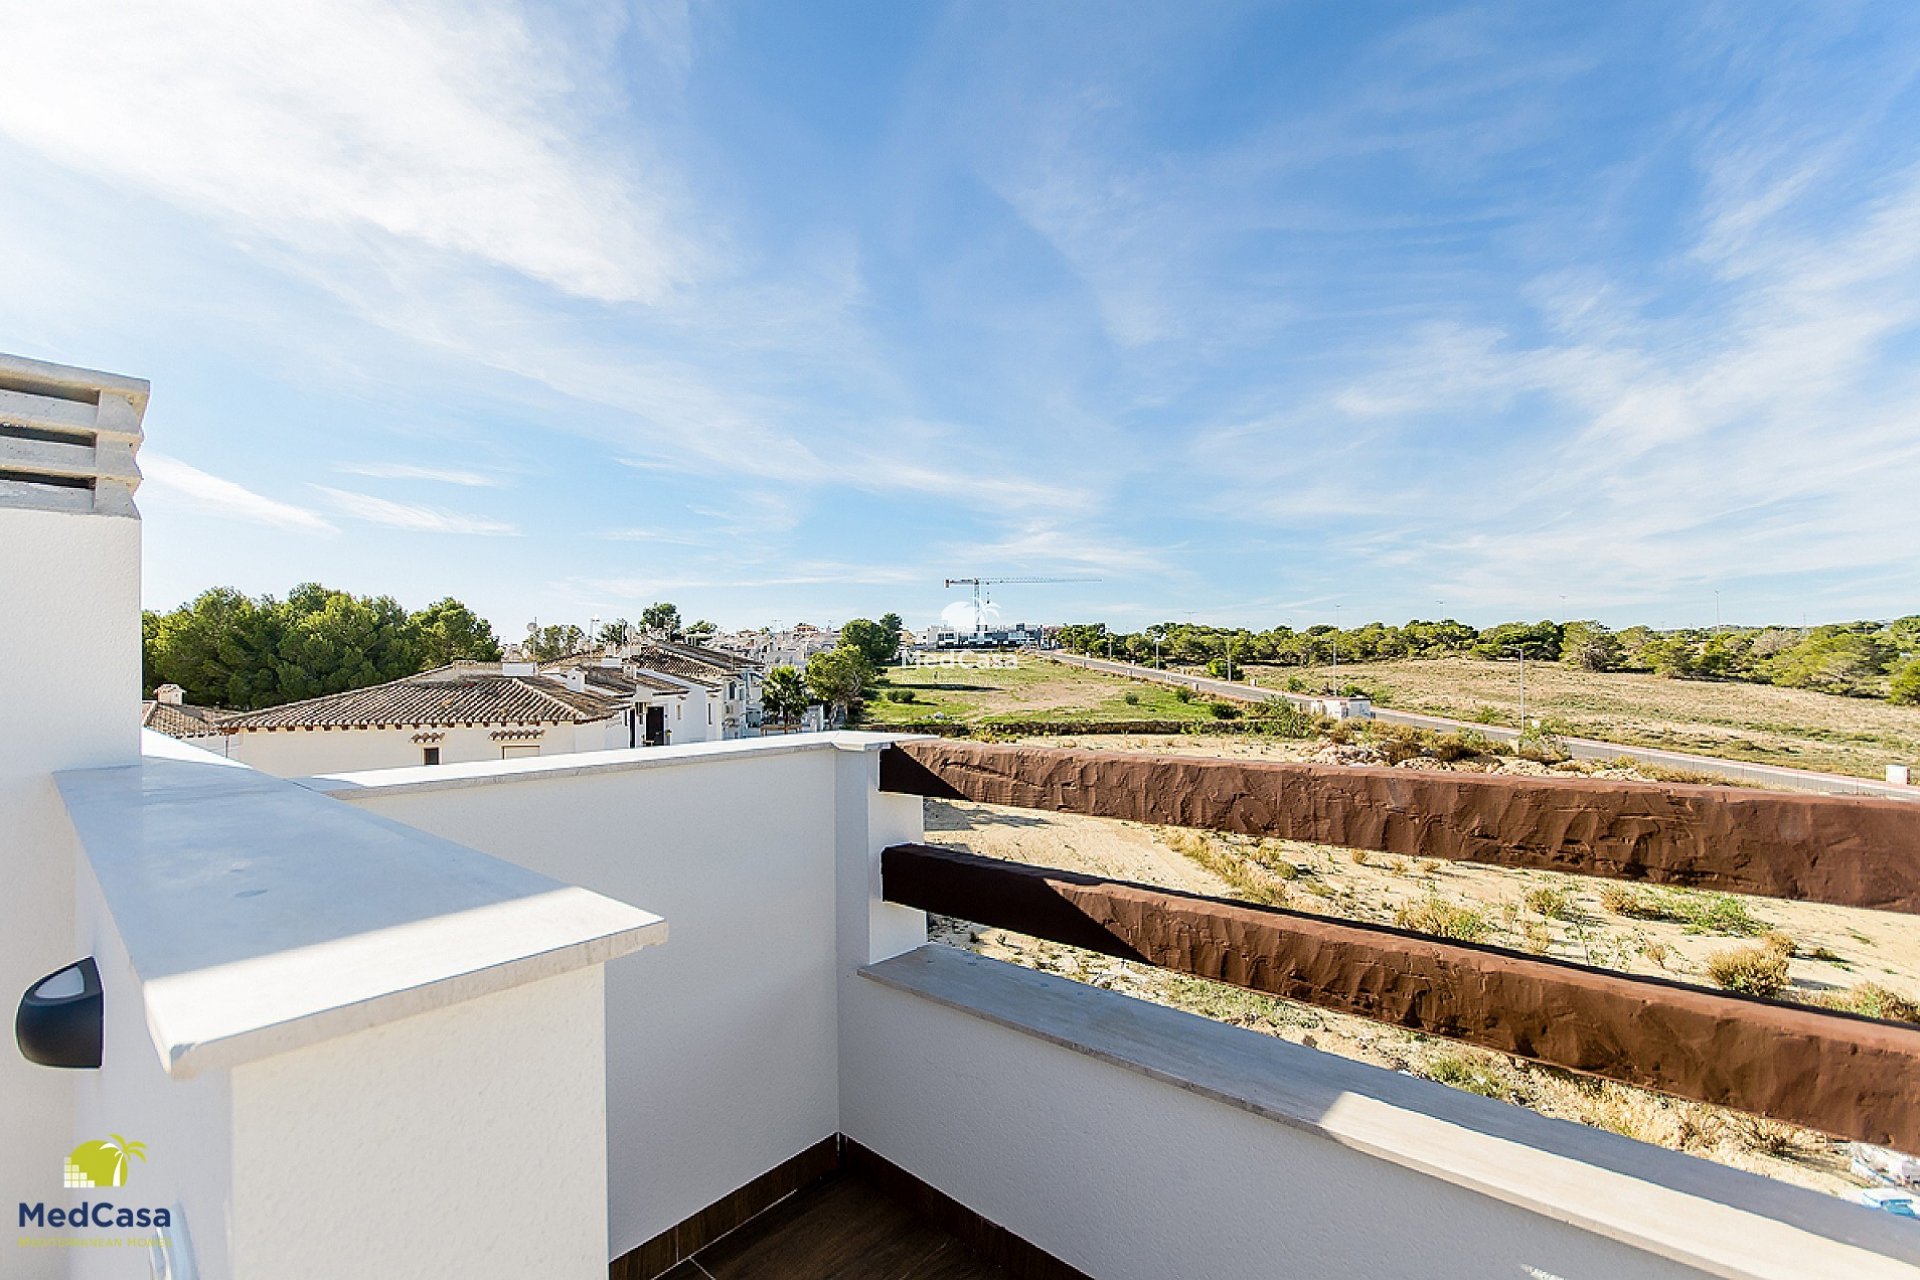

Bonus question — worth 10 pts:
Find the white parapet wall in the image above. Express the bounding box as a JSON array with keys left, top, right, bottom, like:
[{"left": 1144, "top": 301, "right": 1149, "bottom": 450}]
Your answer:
[
  {"left": 43, "top": 733, "right": 665, "bottom": 1280},
  {"left": 315, "top": 731, "right": 1920, "bottom": 1280},
  {"left": 311, "top": 733, "right": 925, "bottom": 1260},
  {"left": 0, "top": 354, "right": 147, "bottom": 1273}
]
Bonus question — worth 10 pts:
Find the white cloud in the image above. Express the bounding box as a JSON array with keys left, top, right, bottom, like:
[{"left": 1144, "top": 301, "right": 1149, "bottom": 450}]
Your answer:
[
  {"left": 0, "top": 0, "right": 693, "bottom": 302},
  {"left": 942, "top": 519, "right": 1174, "bottom": 581},
  {"left": 139, "top": 452, "right": 338, "bottom": 533},
  {"left": 314, "top": 486, "right": 517, "bottom": 535},
  {"left": 336, "top": 462, "right": 503, "bottom": 487}
]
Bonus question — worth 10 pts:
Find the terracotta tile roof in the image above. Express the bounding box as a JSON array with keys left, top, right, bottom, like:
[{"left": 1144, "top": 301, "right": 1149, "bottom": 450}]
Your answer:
[
  {"left": 217, "top": 664, "right": 624, "bottom": 730},
  {"left": 628, "top": 651, "right": 724, "bottom": 688},
  {"left": 140, "top": 700, "right": 228, "bottom": 738},
  {"left": 643, "top": 639, "right": 759, "bottom": 674},
  {"left": 540, "top": 656, "right": 693, "bottom": 697}
]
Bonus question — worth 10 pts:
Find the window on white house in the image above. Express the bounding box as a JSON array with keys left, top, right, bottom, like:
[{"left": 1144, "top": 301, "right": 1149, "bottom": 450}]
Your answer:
[
  {"left": 500, "top": 744, "right": 540, "bottom": 760},
  {"left": 422, "top": 746, "right": 440, "bottom": 766},
  {"left": 708, "top": 705, "right": 714, "bottom": 724}
]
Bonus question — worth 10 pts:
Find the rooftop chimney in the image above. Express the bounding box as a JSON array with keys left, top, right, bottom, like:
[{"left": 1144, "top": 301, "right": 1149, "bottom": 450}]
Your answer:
[
  {"left": 155, "top": 683, "right": 185, "bottom": 705},
  {"left": 563, "top": 669, "right": 588, "bottom": 693}
]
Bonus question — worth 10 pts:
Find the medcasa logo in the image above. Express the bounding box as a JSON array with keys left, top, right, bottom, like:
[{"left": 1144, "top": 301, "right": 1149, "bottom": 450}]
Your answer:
[
  {"left": 66, "top": 1135, "right": 146, "bottom": 1188},
  {"left": 19, "top": 1136, "right": 172, "bottom": 1234}
]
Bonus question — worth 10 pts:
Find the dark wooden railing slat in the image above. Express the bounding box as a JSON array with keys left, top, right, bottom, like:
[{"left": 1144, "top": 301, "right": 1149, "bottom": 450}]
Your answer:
[
  {"left": 879, "top": 740, "right": 1920, "bottom": 914},
  {"left": 882, "top": 843, "right": 1920, "bottom": 1150}
]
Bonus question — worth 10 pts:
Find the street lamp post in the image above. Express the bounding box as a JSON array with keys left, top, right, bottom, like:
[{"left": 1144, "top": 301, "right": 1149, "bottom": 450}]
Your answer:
[{"left": 1505, "top": 644, "right": 1529, "bottom": 730}]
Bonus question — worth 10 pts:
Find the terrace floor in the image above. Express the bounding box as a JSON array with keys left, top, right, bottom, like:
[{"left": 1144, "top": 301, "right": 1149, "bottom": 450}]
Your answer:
[{"left": 659, "top": 1172, "right": 1014, "bottom": 1280}]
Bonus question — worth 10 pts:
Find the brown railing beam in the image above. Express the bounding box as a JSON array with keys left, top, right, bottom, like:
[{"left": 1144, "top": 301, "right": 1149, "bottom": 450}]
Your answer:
[
  {"left": 882, "top": 842, "right": 1920, "bottom": 1149},
  {"left": 879, "top": 740, "right": 1920, "bottom": 913}
]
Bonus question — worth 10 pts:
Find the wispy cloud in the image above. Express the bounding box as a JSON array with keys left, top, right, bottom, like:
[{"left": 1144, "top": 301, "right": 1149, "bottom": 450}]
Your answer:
[
  {"left": 0, "top": 0, "right": 695, "bottom": 302},
  {"left": 139, "top": 452, "right": 338, "bottom": 533},
  {"left": 314, "top": 486, "right": 517, "bottom": 536},
  {"left": 336, "top": 462, "right": 504, "bottom": 487}
]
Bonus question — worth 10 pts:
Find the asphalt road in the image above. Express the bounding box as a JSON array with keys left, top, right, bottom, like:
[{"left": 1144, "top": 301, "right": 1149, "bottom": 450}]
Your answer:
[{"left": 1040, "top": 650, "right": 1919, "bottom": 800}]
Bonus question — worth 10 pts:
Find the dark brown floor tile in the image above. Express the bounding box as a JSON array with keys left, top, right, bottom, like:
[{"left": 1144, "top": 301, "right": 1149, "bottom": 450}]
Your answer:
[
  {"left": 904, "top": 1240, "right": 1015, "bottom": 1280},
  {"left": 695, "top": 1176, "right": 949, "bottom": 1280}
]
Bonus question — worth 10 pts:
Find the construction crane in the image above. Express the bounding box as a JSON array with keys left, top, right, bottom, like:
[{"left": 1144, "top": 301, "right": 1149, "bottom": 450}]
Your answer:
[{"left": 943, "top": 576, "right": 1099, "bottom": 636}]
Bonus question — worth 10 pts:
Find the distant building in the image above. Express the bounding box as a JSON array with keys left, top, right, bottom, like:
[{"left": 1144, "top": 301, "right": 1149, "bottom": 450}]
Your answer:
[
  {"left": 915, "top": 621, "right": 1047, "bottom": 650},
  {"left": 619, "top": 638, "right": 766, "bottom": 737},
  {"left": 140, "top": 683, "right": 228, "bottom": 739},
  {"left": 710, "top": 625, "right": 840, "bottom": 671},
  {"left": 204, "top": 662, "right": 636, "bottom": 776}
]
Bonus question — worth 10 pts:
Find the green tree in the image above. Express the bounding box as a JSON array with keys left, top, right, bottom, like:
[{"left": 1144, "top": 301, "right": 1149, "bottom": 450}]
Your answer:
[
  {"left": 526, "top": 623, "right": 586, "bottom": 661},
  {"left": 409, "top": 597, "right": 503, "bottom": 667},
  {"left": 271, "top": 585, "right": 419, "bottom": 701},
  {"left": 1559, "top": 621, "right": 1624, "bottom": 672},
  {"left": 838, "top": 617, "right": 898, "bottom": 668},
  {"left": 1639, "top": 634, "right": 1698, "bottom": 678},
  {"left": 878, "top": 611, "right": 904, "bottom": 653},
  {"left": 597, "top": 618, "right": 633, "bottom": 647},
  {"left": 806, "top": 648, "right": 873, "bottom": 722},
  {"left": 1889, "top": 658, "right": 1920, "bottom": 707},
  {"left": 1767, "top": 629, "right": 1895, "bottom": 695},
  {"left": 1471, "top": 620, "right": 1562, "bottom": 661},
  {"left": 684, "top": 618, "right": 718, "bottom": 642},
  {"left": 144, "top": 587, "right": 286, "bottom": 708},
  {"left": 640, "top": 602, "right": 683, "bottom": 640},
  {"left": 761, "top": 665, "right": 811, "bottom": 726}
]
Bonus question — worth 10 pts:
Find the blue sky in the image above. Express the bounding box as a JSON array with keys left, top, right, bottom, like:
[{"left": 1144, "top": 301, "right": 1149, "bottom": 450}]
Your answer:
[{"left": 3, "top": 2, "right": 1918, "bottom": 638}]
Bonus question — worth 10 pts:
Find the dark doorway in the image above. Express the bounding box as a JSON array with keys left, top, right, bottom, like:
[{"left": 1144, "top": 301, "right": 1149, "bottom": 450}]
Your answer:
[{"left": 644, "top": 705, "right": 667, "bottom": 746}]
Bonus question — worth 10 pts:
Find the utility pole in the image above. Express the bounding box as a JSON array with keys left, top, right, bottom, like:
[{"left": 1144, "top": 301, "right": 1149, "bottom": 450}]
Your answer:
[
  {"left": 1506, "top": 644, "right": 1528, "bottom": 730},
  {"left": 1331, "top": 605, "right": 1341, "bottom": 693}
]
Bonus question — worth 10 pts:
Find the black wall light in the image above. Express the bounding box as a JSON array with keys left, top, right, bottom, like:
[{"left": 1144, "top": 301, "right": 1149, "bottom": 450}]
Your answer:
[{"left": 16, "top": 957, "right": 103, "bottom": 1069}]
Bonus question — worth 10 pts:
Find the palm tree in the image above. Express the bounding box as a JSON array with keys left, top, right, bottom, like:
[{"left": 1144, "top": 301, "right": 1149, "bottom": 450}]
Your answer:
[{"left": 762, "top": 665, "right": 809, "bottom": 729}]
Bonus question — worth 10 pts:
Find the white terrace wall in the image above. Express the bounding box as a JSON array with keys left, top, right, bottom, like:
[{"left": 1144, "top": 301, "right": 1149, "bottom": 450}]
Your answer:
[
  {"left": 71, "top": 851, "right": 612, "bottom": 1280},
  {"left": 317, "top": 737, "right": 911, "bottom": 1260},
  {"left": 322, "top": 735, "right": 1917, "bottom": 1280},
  {"left": 843, "top": 972, "right": 1715, "bottom": 1280}
]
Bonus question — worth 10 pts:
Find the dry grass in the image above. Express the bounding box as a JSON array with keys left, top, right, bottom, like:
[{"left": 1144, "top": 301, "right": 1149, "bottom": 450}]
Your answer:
[
  {"left": 862, "top": 660, "right": 1217, "bottom": 726},
  {"left": 1166, "top": 831, "right": 1291, "bottom": 906},
  {"left": 1703, "top": 944, "right": 1791, "bottom": 997},
  {"left": 1816, "top": 983, "right": 1920, "bottom": 1023},
  {"left": 1394, "top": 897, "right": 1492, "bottom": 941},
  {"left": 1247, "top": 654, "right": 1920, "bottom": 779}
]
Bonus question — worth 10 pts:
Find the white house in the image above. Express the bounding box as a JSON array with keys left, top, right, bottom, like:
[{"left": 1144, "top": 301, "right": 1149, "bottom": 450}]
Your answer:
[
  {"left": 619, "top": 638, "right": 766, "bottom": 738},
  {"left": 537, "top": 653, "right": 723, "bottom": 746},
  {"left": 202, "top": 662, "right": 634, "bottom": 775}
]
